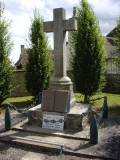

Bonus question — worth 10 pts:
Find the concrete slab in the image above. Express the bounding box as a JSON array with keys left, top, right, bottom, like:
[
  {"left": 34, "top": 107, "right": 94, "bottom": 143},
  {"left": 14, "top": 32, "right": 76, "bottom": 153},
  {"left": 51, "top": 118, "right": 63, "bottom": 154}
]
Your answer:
[
  {"left": 0, "top": 112, "right": 120, "bottom": 159},
  {"left": 22, "top": 152, "right": 46, "bottom": 160}
]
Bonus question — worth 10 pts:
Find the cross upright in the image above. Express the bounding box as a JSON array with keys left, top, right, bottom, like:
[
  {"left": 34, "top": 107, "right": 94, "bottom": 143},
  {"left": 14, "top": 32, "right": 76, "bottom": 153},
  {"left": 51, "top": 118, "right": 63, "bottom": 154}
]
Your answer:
[{"left": 43, "top": 8, "right": 77, "bottom": 83}]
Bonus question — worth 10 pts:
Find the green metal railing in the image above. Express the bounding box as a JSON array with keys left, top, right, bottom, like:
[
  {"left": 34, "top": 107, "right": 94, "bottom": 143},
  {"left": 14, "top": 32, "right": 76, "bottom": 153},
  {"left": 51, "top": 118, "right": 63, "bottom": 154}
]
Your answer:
[{"left": 5, "top": 95, "right": 108, "bottom": 127}]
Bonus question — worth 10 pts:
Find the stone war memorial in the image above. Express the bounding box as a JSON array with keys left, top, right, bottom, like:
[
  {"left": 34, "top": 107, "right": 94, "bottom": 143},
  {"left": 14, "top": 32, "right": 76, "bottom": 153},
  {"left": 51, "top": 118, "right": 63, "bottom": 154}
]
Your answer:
[
  {"left": 28, "top": 8, "right": 91, "bottom": 131},
  {"left": 3, "top": 7, "right": 120, "bottom": 160}
]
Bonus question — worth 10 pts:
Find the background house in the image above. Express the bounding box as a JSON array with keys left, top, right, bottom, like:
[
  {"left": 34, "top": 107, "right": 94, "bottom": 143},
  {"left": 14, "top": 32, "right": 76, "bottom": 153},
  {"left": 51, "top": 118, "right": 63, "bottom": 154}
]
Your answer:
[
  {"left": 15, "top": 45, "right": 28, "bottom": 70},
  {"left": 15, "top": 45, "right": 54, "bottom": 70},
  {"left": 103, "top": 28, "right": 120, "bottom": 93},
  {"left": 105, "top": 28, "right": 119, "bottom": 74},
  {"left": 11, "top": 45, "right": 30, "bottom": 97}
]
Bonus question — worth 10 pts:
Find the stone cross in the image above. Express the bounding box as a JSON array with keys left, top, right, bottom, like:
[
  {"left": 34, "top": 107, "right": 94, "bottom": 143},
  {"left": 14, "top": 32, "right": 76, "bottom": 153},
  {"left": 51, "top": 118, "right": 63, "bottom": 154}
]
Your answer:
[{"left": 43, "top": 8, "right": 77, "bottom": 82}]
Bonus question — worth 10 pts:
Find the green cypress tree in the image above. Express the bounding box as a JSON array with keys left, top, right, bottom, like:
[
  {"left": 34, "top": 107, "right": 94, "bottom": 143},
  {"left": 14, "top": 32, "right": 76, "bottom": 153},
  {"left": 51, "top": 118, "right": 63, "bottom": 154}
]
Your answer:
[
  {"left": 114, "top": 18, "right": 120, "bottom": 72},
  {"left": 0, "top": 2, "right": 13, "bottom": 105},
  {"left": 114, "top": 17, "right": 120, "bottom": 90},
  {"left": 25, "top": 8, "right": 52, "bottom": 97},
  {"left": 69, "top": 0, "right": 106, "bottom": 102}
]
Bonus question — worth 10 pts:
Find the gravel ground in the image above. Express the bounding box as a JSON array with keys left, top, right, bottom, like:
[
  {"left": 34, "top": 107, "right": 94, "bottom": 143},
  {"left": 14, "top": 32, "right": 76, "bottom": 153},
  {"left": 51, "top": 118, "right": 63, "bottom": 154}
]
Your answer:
[
  {"left": 0, "top": 112, "right": 120, "bottom": 160},
  {"left": 0, "top": 141, "right": 102, "bottom": 160}
]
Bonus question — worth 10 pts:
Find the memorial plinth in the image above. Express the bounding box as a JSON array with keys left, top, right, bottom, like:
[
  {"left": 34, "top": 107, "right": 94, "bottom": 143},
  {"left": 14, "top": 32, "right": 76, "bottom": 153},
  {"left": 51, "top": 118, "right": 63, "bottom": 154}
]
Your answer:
[
  {"left": 28, "top": 103, "right": 91, "bottom": 131},
  {"left": 49, "top": 79, "right": 76, "bottom": 108}
]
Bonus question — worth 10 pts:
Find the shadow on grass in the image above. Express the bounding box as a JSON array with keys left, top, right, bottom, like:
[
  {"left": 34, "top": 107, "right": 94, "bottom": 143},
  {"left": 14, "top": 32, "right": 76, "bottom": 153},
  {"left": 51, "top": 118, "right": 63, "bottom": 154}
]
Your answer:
[
  {"left": 109, "top": 105, "right": 120, "bottom": 113},
  {"left": 92, "top": 104, "right": 120, "bottom": 114}
]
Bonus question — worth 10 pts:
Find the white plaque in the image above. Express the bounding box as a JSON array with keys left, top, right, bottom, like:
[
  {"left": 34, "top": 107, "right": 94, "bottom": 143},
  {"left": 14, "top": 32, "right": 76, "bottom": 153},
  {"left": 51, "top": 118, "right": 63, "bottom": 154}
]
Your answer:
[{"left": 42, "top": 114, "right": 64, "bottom": 131}]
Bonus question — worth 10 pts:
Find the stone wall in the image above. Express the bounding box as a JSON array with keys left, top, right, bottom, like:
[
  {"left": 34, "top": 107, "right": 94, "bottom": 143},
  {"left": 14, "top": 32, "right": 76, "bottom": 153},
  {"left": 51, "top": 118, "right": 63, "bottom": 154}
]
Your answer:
[
  {"left": 102, "top": 74, "right": 120, "bottom": 94},
  {"left": 10, "top": 70, "right": 120, "bottom": 97},
  {"left": 11, "top": 70, "right": 31, "bottom": 97},
  {"left": 68, "top": 71, "right": 120, "bottom": 94}
]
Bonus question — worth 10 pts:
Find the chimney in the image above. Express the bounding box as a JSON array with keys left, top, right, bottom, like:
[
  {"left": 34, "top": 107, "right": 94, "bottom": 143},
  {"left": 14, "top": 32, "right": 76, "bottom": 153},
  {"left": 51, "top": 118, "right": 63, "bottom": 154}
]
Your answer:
[
  {"left": 19, "top": 45, "right": 24, "bottom": 58},
  {"left": 21, "top": 45, "right": 24, "bottom": 53}
]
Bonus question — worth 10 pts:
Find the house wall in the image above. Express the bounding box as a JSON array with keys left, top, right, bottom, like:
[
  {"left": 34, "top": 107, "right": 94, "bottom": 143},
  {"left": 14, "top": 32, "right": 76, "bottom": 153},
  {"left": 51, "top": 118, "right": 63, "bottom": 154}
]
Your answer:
[{"left": 107, "top": 59, "right": 119, "bottom": 74}]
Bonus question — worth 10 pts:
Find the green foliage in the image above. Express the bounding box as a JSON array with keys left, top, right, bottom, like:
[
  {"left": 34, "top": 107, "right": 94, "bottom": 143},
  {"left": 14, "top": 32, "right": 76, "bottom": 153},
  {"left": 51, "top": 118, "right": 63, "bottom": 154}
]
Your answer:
[
  {"left": 114, "top": 17, "right": 120, "bottom": 85},
  {"left": 69, "top": 0, "right": 106, "bottom": 102},
  {"left": 25, "top": 8, "right": 52, "bottom": 97},
  {"left": 114, "top": 19, "right": 120, "bottom": 83},
  {"left": 0, "top": 2, "right": 13, "bottom": 105},
  {"left": 114, "top": 17, "right": 120, "bottom": 59}
]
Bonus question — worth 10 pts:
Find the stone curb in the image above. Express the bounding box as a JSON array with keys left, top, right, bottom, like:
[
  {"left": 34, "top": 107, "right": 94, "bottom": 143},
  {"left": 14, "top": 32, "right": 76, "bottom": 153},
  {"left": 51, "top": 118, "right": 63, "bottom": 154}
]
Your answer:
[
  {"left": 0, "top": 135, "right": 117, "bottom": 160},
  {"left": 12, "top": 127, "right": 90, "bottom": 141}
]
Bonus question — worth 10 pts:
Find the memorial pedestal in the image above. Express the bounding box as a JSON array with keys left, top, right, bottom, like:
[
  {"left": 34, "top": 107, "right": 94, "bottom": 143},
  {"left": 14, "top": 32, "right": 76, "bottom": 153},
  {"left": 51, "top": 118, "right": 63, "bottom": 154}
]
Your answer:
[
  {"left": 49, "top": 79, "right": 76, "bottom": 108},
  {"left": 28, "top": 103, "right": 91, "bottom": 131}
]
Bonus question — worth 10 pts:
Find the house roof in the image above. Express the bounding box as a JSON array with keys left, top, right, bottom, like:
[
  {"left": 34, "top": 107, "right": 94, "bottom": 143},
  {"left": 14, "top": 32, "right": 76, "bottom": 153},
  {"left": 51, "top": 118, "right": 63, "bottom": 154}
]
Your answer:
[
  {"left": 105, "top": 37, "right": 116, "bottom": 58},
  {"left": 106, "top": 27, "right": 117, "bottom": 37},
  {"left": 15, "top": 45, "right": 53, "bottom": 70},
  {"left": 15, "top": 52, "right": 28, "bottom": 66},
  {"left": 105, "top": 27, "right": 117, "bottom": 58},
  {"left": 15, "top": 45, "right": 28, "bottom": 69}
]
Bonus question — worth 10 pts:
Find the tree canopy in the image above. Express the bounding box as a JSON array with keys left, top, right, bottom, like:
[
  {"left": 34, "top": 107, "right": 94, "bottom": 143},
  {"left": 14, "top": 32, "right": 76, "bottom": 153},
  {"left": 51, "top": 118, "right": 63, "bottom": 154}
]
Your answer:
[
  {"left": 114, "top": 17, "right": 120, "bottom": 90},
  {"left": 114, "top": 17, "right": 120, "bottom": 71},
  {"left": 25, "top": 8, "right": 52, "bottom": 97},
  {"left": 0, "top": 2, "right": 14, "bottom": 104},
  {"left": 69, "top": 0, "right": 106, "bottom": 102}
]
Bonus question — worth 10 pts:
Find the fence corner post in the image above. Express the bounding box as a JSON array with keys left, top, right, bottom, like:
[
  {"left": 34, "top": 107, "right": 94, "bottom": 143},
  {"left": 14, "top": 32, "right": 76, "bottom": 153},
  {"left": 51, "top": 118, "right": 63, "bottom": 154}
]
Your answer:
[
  {"left": 5, "top": 105, "right": 12, "bottom": 131},
  {"left": 103, "top": 96, "right": 108, "bottom": 118},
  {"left": 90, "top": 114, "right": 98, "bottom": 144}
]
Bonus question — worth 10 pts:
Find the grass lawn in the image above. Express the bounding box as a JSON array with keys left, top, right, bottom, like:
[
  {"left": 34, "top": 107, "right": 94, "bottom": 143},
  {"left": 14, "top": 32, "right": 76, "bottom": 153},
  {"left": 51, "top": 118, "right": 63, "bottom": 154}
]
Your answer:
[
  {"left": 75, "top": 93, "right": 120, "bottom": 113},
  {"left": 0, "top": 93, "right": 120, "bottom": 114},
  {"left": 0, "top": 96, "right": 33, "bottom": 114}
]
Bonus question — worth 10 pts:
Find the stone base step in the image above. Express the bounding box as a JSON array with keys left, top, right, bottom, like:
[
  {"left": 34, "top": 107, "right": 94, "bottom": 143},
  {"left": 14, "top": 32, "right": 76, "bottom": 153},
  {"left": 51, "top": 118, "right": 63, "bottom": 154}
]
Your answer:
[
  {"left": 12, "top": 119, "right": 90, "bottom": 140},
  {"left": 0, "top": 124, "right": 118, "bottom": 160}
]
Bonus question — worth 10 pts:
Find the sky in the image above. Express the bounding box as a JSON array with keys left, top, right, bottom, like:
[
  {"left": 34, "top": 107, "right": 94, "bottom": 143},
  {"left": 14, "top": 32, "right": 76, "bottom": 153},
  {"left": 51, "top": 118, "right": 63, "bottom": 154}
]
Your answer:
[{"left": 3, "top": 0, "right": 120, "bottom": 64}]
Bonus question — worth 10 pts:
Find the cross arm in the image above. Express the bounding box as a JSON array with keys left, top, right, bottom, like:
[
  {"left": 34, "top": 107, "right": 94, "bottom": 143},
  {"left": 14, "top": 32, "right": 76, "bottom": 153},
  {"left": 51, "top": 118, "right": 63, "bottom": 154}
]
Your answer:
[
  {"left": 43, "top": 21, "right": 54, "bottom": 33},
  {"left": 63, "top": 18, "right": 77, "bottom": 31}
]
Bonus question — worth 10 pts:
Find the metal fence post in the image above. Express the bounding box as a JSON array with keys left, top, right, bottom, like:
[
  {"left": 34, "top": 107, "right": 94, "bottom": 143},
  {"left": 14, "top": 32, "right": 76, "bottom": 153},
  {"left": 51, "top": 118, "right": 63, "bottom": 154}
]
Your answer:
[
  {"left": 5, "top": 105, "right": 12, "bottom": 131},
  {"left": 103, "top": 96, "right": 108, "bottom": 118},
  {"left": 90, "top": 114, "right": 98, "bottom": 144}
]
